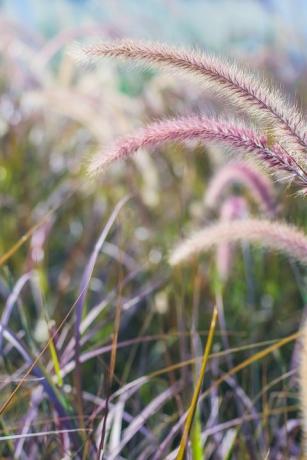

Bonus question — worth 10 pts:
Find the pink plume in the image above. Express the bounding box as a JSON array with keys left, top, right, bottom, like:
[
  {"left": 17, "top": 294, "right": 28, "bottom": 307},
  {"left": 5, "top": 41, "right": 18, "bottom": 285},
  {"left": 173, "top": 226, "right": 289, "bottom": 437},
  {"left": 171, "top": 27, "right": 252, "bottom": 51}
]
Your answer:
[
  {"left": 169, "top": 219, "right": 307, "bottom": 266},
  {"left": 79, "top": 39, "right": 307, "bottom": 159},
  {"left": 204, "top": 161, "right": 277, "bottom": 216}
]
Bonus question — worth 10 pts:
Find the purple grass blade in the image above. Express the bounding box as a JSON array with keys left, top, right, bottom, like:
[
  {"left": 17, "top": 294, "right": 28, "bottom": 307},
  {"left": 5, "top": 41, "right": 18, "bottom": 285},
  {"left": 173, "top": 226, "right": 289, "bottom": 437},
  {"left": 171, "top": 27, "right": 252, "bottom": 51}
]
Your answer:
[
  {"left": 0, "top": 429, "right": 91, "bottom": 442},
  {"left": 74, "top": 195, "right": 131, "bottom": 418},
  {"left": 0, "top": 324, "right": 79, "bottom": 448},
  {"left": 59, "top": 274, "right": 165, "bottom": 379},
  {"left": 105, "top": 381, "right": 183, "bottom": 459},
  {"left": 0, "top": 272, "right": 33, "bottom": 352},
  {"left": 74, "top": 195, "right": 131, "bottom": 347},
  {"left": 15, "top": 386, "right": 43, "bottom": 458},
  {"left": 60, "top": 268, "right": 141, "bottom": 367}
]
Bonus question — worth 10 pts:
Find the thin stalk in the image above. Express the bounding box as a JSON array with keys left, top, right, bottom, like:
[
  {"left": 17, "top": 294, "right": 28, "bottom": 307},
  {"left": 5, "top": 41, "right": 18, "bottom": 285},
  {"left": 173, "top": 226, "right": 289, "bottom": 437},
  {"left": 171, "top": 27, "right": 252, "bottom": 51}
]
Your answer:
[{"left": 176, "top": 306, "right": 218, "bottom": 460}]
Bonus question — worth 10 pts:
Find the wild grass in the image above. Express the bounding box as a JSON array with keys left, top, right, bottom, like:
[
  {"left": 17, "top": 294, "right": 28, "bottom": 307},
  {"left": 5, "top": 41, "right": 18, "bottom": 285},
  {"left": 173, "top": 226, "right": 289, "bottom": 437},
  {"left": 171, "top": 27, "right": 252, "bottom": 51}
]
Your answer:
[{"left": 0, "top": 21, "right": 306, "bottom": 459}]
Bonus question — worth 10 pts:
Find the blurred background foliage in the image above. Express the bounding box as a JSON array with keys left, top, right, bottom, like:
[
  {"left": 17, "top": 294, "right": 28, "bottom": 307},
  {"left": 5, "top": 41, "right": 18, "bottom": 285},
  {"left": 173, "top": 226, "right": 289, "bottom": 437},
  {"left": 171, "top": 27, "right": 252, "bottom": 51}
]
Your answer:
[{"left": 0, "top": 1, "right": 306, "bottom": 458}]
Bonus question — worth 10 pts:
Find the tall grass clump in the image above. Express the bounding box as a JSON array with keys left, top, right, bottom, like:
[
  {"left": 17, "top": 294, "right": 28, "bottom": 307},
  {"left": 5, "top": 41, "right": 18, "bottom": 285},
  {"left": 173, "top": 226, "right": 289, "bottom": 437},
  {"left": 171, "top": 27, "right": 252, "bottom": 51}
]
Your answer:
[
  {"left": 73, "top": 38, "right": 307, "bottom": 457},
  {"left": 1, "top": 27, "right": 307, "bottom": 459}
]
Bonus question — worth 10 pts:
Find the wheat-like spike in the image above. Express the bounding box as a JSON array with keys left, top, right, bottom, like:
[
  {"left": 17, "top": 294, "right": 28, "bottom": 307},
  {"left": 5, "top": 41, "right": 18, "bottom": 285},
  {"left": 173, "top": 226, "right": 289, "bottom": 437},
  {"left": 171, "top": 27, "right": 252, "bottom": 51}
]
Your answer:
[
  {"left": 88, "top": 115, "right": 307, "bottom": 191},
  {"left": 78, "top": 39, "right": 307, "bottom": 161},
  {"left": 300, "top": 318, "right": 307, "bottom": 458},
  {"left": 169, "top": 219, "right": 307, "bottom": 266},
  {"left": 204, "top": 161, "right": 277, "bottom": 216}
]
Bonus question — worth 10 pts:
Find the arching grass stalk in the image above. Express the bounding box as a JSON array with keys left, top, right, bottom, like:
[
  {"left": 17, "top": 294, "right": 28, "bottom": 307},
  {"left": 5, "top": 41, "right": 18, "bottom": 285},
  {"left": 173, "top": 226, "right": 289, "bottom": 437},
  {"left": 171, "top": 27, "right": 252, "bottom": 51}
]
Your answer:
[{"left": 87, "top": 115, "right": 307, "bottom": 191}]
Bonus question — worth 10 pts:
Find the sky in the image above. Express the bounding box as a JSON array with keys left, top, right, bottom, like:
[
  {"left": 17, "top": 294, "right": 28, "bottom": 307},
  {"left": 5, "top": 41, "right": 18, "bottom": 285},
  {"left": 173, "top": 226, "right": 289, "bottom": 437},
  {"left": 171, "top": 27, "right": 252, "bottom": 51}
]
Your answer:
[{"left": 1, "top": 0, "right": 306, "bottom": 69}]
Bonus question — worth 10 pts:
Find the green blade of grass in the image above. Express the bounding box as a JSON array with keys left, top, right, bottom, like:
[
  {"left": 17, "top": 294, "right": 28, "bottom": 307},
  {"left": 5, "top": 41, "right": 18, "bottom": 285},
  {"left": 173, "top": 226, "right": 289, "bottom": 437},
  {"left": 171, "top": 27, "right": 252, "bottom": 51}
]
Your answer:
[
  {"left": 176, "top": 305, "right": 218, "bottom": 460},
  {"left": 48, "top": 336, "right": 63, "bottom": 387},
  {"left": 190, "top": 410, "right": 203, "bottom": 460}
]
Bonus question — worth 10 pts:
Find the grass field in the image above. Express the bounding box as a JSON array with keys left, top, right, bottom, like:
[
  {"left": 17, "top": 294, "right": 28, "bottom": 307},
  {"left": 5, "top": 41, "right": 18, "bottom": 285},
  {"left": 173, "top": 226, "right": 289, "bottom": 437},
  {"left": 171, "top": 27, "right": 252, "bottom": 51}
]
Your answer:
[{"left": 0, "top": 8, "right": 307, "bottom": 459}]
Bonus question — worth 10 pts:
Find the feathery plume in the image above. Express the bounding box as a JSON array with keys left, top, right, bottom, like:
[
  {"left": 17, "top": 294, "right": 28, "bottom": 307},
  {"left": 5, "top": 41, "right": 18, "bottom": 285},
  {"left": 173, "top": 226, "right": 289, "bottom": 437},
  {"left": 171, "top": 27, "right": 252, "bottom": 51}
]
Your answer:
[
  {"left": 204, "top": 161, "right": 277, "bottom": 216},
  {"left": 300, "top": 318, "right": 307, "bottom": 457},
  {"left": 78, "top": 39, "right": 307, "bottom": 159},
  {"left": 88, "top": 115, "right": 307, "bottom": 191},
  {"left": 169, "top": 219, "right": 307, "bottom": 266}
]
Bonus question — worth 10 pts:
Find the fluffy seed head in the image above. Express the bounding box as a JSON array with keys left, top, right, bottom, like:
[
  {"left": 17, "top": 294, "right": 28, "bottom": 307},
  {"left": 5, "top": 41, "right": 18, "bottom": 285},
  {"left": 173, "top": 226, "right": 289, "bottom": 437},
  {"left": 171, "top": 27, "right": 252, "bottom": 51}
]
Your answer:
[
  {"left": 88, "top": 115, "right": 307, "bottom": 191},
  {"left": 169, "top": 219, "right": 307, "bottom": 266},
  {"left": 204, "top": 161, "right": 277, "bottom": 216},
  {"left": 77, "top": 39, "right": 307, "bottom": 161}
]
